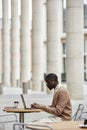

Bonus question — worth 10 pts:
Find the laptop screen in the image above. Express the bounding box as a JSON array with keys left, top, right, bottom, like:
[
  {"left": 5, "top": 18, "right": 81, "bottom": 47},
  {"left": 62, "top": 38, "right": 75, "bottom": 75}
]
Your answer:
[
  {"left": 20, "top": 94, "right": 38, "bottom": 110},
  {"left": 20, "top": 94, "right": 27, "bottom": 109}
]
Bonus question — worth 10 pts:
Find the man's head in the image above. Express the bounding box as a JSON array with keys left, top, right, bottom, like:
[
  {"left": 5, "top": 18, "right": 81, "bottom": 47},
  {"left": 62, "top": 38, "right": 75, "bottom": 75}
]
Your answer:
[{"left": 45, "top": 73, "right": 59, "bottom": 90}]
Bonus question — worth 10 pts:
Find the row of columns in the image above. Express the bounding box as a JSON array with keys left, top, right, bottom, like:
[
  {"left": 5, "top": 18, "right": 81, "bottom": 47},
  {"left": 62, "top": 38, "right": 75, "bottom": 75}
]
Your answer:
[{"left": 1, "top": 0, "right": 84, "bottom": 99}]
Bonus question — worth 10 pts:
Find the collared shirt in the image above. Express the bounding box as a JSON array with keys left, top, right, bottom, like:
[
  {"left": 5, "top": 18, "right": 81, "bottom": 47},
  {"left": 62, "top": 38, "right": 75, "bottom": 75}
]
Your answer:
[{"left": 54, "top": 85, "right": 61, "bottom": 94}]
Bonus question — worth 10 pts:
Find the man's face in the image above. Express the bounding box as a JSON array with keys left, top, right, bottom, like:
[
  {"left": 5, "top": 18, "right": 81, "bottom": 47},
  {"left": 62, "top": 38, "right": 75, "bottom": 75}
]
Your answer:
[{"left": 46, "top": 80, "right": 55, "bottom": 90}]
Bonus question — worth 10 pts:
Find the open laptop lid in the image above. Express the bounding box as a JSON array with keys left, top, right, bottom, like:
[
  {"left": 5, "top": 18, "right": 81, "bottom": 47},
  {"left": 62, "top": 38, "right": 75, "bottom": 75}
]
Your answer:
[
  {"left": 20, "top": 94, "right": 27, "bottom": 109},
  {"left": 20, "top": 94, "right": 39, "bottom": 110}
]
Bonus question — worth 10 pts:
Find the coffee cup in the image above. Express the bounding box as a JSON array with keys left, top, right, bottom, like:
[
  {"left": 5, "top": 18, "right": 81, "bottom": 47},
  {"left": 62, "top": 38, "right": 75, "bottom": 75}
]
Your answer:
[{"left": 14, "top": 101, "right": 19, "bottom": 108}]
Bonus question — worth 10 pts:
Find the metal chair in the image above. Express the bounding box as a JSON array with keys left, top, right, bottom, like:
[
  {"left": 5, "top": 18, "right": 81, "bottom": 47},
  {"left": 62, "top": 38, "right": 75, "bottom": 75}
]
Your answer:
[
  {"left": 80, "top": 112, "right": 87, "bottom": 121},
  {"left": 72, "top": 104, "right": 84, "bottom": 121},
  {"left": 13, "top": 122, "right": 53, "bottom": 130},
  {"left": 0, "top": 113, "right": 18, "bottom": 130},
  {"left": 0, "top": 123, "right": 4, "bottom": 130}
]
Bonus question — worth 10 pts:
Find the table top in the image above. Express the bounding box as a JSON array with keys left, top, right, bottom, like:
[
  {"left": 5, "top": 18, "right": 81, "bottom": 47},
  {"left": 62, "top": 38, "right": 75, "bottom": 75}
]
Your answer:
[
  {"left": 27, "top": 121, "right": 86, "bottom": 130},
  {"left": 3, "top": 107, "right": 42, "bottom": 113}
]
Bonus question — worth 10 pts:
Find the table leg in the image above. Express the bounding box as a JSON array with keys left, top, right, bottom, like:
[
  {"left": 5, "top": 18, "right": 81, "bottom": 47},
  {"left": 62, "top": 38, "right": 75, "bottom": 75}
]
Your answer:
[{"left": 19, "top": 113, "right": 24, "bottom": 123}]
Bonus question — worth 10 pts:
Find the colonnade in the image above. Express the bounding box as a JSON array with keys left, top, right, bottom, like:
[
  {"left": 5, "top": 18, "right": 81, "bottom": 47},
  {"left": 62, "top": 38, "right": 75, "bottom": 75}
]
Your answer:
[{"left": 0, "top": 0, "right": 84, "bottom": 99}]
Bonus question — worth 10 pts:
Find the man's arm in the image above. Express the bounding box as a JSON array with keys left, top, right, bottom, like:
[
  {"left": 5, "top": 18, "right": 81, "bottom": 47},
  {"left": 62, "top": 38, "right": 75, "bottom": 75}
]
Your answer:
[{"left": 31, "top": 89, "right": 70, "bottom": 116}]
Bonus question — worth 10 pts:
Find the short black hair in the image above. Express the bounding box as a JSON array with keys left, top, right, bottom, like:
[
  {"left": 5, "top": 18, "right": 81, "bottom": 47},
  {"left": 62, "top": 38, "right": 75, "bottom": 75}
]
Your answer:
[{"left": 45, "top": 73, "right": 58, "bottom": 82}]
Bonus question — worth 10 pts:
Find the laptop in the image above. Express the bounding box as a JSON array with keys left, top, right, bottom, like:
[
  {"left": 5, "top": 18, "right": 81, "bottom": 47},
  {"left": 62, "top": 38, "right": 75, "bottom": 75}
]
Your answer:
[
  {"left": 20, "top": 94, "right": 41, "bottom": 111},
  {"left": 20, "top": 94, "right": 34, "bottom": 109}
]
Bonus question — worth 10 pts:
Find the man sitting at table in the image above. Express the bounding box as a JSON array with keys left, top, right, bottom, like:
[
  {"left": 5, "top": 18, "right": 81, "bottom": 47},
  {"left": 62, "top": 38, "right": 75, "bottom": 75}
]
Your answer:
[{"left": 31, "top": 73, "right": 72, "bottom": 122}]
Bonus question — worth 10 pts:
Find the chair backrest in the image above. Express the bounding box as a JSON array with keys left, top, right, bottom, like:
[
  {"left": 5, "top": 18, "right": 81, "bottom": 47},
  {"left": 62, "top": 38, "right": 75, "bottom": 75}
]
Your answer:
[
  {"left": 0, "top": 114, "right": 18, "bottom": 130},
  {"left": 0, "top": 114, "right": 18, "bottom": 123},
  {"left": 72, "top": 104, "right": 84, "bottom": 121},
  {"left": 0, "top": 123, "right": 5, "bottom": 130},
  {"left": 13, "top": 122, "right": 53, "bottom": 130},
  {"left": 80, "top": 112, "right": 87, "bottom": 121}
]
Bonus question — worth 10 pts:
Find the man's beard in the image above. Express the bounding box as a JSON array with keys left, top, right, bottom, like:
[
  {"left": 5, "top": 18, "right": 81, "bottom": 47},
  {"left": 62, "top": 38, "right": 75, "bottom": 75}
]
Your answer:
[{"left": 47, "top": 84, "right": 54, "bottom": 90}]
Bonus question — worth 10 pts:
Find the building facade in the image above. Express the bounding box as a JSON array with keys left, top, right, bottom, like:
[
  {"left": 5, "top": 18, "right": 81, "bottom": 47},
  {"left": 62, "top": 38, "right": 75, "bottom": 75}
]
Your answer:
[{"left": 0, "top": 0, "right": 86, "bottom": 99}]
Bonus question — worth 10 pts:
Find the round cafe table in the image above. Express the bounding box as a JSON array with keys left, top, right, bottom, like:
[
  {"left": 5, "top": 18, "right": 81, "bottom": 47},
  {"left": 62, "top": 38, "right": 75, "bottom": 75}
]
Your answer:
[{"left": 3, "top": 107, "right": 42, "bottom": 123}]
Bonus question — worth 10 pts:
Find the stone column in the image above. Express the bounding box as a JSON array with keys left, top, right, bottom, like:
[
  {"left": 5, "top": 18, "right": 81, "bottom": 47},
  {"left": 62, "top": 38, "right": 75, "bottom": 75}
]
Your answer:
[
  {"left": 0, "top": 29, "right": 2, "bottom": 93},
  {"left": 2, "top": 0, "right": 11, "bottom": 86},
  {"left": 46, "top": 0, "right": 63, "bottom": 82},
  {"left": 66, "top": 0, "right": 84, "bottom": 99},
  {"left": 84, "top": 37, "right": 87, "bottom": 80},
  {"left": 0, "top": 30, "right": 2, "bottom": 83},
  {"left": 43, "top": 0, "right": 47, "bottom": 74},
  {"left": 20, "top": 0, "right": 31, "bottom": 92},
  {"left": 11, "top": 0, "right": 20, "bottom": 87},
  {"left": 32, "top": 0, "right": 44, "bottom": 91}
]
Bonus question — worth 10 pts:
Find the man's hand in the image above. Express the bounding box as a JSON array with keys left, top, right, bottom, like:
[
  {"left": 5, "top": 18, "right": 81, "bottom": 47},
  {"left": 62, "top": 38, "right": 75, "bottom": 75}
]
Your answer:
[{"left": 31, "top": 103, "right": 44, "bottom": 109}]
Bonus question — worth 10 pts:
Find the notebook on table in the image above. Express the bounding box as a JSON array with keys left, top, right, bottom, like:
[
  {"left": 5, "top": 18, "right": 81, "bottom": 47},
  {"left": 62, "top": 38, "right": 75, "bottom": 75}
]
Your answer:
[{"left": 4, "top": 106, "right": 17, "bottom": 110}]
